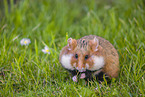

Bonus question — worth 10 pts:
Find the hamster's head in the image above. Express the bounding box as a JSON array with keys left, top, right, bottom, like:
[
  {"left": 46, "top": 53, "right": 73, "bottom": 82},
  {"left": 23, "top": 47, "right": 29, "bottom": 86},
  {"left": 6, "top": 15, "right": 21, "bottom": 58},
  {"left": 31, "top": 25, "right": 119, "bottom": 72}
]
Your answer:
[{"left": 60, "top": 37, "right": 105, "bottom": 72}]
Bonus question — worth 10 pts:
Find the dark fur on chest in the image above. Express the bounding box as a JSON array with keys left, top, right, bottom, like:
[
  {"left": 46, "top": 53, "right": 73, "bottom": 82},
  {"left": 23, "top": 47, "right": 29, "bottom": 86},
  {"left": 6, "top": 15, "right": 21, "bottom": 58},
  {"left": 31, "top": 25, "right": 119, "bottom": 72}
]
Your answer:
[
  {"left": 67, "top": 69, "right": 110, "bottom": 84},
  {"left": 84, "top": 70, "right": 110, "bottom": 84}
]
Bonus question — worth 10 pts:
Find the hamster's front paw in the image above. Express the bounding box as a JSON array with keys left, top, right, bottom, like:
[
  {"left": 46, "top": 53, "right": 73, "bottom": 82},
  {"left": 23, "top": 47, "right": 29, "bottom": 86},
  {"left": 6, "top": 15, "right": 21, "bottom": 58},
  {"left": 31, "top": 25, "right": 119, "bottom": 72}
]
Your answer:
[
  {"left": 72, "top": 75, "right": 78, "bottom": 82},
  {"left": 80, "top": 73, "right": 86, "bottom": 79}
]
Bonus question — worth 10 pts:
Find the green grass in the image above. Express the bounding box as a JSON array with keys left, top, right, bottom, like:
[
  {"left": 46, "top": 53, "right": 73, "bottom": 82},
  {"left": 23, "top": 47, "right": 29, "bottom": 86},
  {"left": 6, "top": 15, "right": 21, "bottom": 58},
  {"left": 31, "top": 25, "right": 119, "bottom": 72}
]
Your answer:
[{"left": 0, "top": 0, "right": 145, "bottom": 96}]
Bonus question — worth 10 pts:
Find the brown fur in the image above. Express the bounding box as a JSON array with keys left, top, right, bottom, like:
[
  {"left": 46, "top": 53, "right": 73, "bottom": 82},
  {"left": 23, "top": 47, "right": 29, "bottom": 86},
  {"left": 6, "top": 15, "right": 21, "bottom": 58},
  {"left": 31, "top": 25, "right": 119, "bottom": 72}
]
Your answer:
[{"left": 59, "top": 35, "right": 119, "bottom": 78}]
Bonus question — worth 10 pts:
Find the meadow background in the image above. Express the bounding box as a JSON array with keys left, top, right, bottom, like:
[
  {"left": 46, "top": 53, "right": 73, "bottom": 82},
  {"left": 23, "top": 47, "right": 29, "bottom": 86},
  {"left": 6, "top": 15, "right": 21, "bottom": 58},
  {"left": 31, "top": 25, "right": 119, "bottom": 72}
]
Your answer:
[{"left": 0, "top": 0, "right": 145, "bottom": 96}]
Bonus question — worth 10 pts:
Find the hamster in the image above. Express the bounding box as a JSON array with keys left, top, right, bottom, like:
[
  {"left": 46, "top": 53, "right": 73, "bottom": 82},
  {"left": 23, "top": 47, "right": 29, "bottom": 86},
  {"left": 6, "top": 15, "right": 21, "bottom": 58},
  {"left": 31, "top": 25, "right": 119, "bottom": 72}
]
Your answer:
[{"left": 59, "top": 35, "right": 119, "bottom": 83}]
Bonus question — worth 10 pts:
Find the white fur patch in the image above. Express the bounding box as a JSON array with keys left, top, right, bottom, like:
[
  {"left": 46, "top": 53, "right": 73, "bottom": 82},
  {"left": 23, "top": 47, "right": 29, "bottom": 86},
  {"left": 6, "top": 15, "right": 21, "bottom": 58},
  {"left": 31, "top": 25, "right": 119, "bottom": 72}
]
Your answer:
[
  {"left": 86, "top": 63, "right": 89, "bottom": 69},
  {"left": 76, "top": 67, "right": 86, "bottom": 72},
  {"left": 73, "top": 63, "right": 76, "bottom": 67},
  {"left": 78, "top": 69, "right": 86, "bottom": 72},
  {"left": 61, "top": 54, "right": 74, "bottom": 70},
  {"left": 89, "top": 56, "right": 105, "bottom": 71}
]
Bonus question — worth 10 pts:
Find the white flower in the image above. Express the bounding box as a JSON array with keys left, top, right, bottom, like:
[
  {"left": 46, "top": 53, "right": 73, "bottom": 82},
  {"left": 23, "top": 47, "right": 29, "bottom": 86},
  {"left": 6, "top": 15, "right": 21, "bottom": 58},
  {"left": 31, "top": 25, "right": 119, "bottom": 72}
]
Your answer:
[
  {"left": 42, "top": 46, "right": 50, "bottom": 54},
  {"left": 20, "top": 38, "right": 31, "bottom": 46}
]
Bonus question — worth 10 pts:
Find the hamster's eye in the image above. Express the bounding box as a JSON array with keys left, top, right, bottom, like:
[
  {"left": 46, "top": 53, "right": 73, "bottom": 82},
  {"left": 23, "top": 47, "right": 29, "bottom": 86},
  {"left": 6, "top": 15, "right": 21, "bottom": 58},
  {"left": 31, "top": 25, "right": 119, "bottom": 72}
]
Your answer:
[
  {"left": 85, "top": 55, "right": 89, "bottom": 60},
  {"left": 75, "top": 54, "right": 78, "bottom": 59}
]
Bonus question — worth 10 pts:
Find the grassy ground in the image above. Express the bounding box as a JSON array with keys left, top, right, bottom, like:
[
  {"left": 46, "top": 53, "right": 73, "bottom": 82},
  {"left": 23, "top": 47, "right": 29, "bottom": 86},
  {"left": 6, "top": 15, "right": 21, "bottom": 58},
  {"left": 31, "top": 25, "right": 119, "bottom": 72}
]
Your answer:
[{"left": 0, "top": 0, "right": 145, "bottom": 96}]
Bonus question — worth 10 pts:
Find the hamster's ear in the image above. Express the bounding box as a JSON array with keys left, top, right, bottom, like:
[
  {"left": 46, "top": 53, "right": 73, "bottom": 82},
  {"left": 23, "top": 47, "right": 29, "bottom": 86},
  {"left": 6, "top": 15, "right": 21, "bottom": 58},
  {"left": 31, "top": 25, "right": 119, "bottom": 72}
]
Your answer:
[
  {"left": 67, "top": 38, "right": 77, "bottom": 50},
  {"left": 89, "top": 37, "right": 99, "bottom": 52}
]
